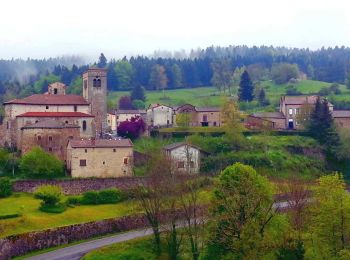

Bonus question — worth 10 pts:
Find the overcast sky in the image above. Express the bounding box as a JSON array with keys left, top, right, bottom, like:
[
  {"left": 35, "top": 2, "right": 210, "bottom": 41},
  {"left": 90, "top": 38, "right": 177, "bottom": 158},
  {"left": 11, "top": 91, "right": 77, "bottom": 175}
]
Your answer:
[{"left": 1, "top": 0, "right": 349, "bottom": 60}]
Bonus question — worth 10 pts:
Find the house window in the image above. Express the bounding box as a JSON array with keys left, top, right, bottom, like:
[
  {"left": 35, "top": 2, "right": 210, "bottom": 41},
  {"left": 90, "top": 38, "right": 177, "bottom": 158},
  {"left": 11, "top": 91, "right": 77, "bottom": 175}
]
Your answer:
[
  {"left": 177, "top": 161, "right": 185, "bottom": 168},
  {"left": 123, "top": 157, "right": 128, "bottom": 165},
  {"left": 113, "top": 149, "right": 116, "bottom": 152},
  {"left": 69, "top": 136, "right": 73, "bottom": 139},
  {"left": 80, "top": 159, "right": 87, "bottom": 166},
  {"left": 6, "top": 121, "right": 9, "bottom": 129},
  {"left": 54, "top": 88, "right": 58, "bottom": 94},
  {"left": 288, "top": 108, "right": 293, "bottom": 115},
  {"left": 103, "top": 161, "right": 105, "bottom": 165},
  {"left": 48, "top": 147, "right": 52, "bottom": 152},
  {"left": 85, "top": 149, "right": 87, "bottom": 153},
  {"left": 48, "top": 136, "right": 52, "bottom": 141},
  {"left": 46, "top": 106, "right": 49, "bottom": 109},
  {"left": 74, "top": 105, "right": 77, "bottom": 112},
  {"left": 84, "top": 80, "right": 87, "bottom": 89},
  {"left": 37, "top": 135, "right": 41, "bottom": 141},
  {"left": 213, "top": 122, "right": 217, "bottom": 126},
  {"left": 203, "top": 115, "right": 208, "bottom": 122},
  {"left": 82, "top": 120, "right": 87, "bottom": 131},
  {"left": 65, "top": 121, "right": 69, "bottom": 124}
]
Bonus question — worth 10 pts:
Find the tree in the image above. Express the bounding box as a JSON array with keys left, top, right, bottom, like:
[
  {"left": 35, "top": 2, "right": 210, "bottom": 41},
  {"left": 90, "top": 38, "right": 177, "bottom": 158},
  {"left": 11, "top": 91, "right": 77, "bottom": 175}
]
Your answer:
[
  {"left": 296, "top": 101, "right": 314, "bottom": 129},
  {"left": 169, "top": 64, "right": 183, "bottom": 88},
  {"left": 238, "top": 70, "right": 254, "bottom": 102},
  {"left": 176, "top": 112, "right": 195, "bottom": 129},
  {"left": 115, "top": 60, "right": 134, "bottom": 89},
  {"left": 117, "top": 116, "right": 146, "bottom": 139},
  {"left": 0, "top": 177, "right": 12, "bottom": 198},
  {"left": 210, "top": 60, "right": 233, "bottom": 94},
  {"left": 97, "top": 53, "right": 107, "bottom": 68},
  {"left": 149, "top": 64, "right": 168, "bottom": 96},
  {"left": 221, "top": 99, "right": 245, "bottom": 148},
  {"left": 34, "top": 185, "right": 65, "bottom": 213},
  {"left": 257, "top": 88, "right": 269, "bottom": 106},
  {"left": 346, "top": 72, "right": 350, "bottom": 89},
  {"left": 132, "top": 99, "right": 145, "bottom": 109},
  {"left": 130, "top": 84, "right": 146, "bottom": 102},
  {"left": 19, "top": 147, "right": 64, "bottom": 178},
  {"left": 308, "top": 97, "right": 339, "bottom": 149},
  {"left": 271, "top": 63, "right": 300, "bottom": 84},
  {"left": 206, "top": 163, "right": 280, "bottom": 259},
  {"left": 118, "top": 96, "right": 134, "bottom": 110},
  {"left": 306, "top": 173, "right": 350, "bottom": 259}
]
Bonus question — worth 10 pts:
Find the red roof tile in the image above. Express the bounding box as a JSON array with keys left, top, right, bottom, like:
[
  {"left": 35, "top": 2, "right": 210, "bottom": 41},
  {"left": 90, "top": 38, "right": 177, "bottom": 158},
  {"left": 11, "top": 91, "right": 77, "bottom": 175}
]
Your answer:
[
  {"left": 17, "top": 112, "right": 94, "bottom": 118},
  {"left": 69, "top": 139, "right": 133, "bottom": 148},
  {"left": 4, "top": 94, "right": 89, "bottom": 105}
]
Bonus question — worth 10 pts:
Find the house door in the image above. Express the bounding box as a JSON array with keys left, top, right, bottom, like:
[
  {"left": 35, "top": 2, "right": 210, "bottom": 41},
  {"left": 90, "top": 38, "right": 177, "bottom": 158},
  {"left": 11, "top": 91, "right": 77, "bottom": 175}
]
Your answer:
[{"left": 288, "top": 119, "right": 294, "bottom": 129}]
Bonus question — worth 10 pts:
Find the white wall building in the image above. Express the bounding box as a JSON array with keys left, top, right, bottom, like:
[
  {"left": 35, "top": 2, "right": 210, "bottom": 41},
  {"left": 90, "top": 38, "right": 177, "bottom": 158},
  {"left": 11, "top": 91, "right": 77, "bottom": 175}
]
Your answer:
[
  {"left": 163, "top": 142, "right": 207, "bottom": 174},
  {"left": 147, "top": 104, "right": 173, "bottom": 128}
]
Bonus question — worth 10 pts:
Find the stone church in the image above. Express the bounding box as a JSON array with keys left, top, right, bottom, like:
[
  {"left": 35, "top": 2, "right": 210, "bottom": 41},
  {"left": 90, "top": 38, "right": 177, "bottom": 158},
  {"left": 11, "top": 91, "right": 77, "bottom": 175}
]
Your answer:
[{"left": 1, "top": 68, "right": 108, "bottom": 160}]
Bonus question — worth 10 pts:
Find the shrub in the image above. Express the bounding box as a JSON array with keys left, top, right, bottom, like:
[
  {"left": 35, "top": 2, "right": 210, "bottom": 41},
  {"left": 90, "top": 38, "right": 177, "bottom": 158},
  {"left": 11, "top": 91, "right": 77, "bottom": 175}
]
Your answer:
[
  {"left": 0, "top": 177, "right": 13, "bottom": 198},
  {"left": 98, "top": 189, "right": 122, "bottom": 204},
  {"left": 66, "top": 195, "right": 82, "bottom": 205},
  {"left": 34, "top": 185, "right": 62, "bottom": 206},
  {"left": 40, "top": 203, "right": 66, "bottom": 213},
  {"left": 81, "top": 191, "right": 100, "bottom": 205},
  {"left": 81, "top": 189, "right": 124, "bottom": 205},
  {"left": 0, "top": 213, "right": 21, "bottom": 220},
  {"left": 19, "top": 147, "right": 64, "bottom": 178}
]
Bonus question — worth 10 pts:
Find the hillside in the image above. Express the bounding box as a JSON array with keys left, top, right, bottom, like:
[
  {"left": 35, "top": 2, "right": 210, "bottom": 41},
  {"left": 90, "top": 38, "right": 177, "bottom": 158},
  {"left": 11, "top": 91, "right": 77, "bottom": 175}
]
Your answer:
[{"left": 108, "top": 80, "right": 349, "bottom": 109}]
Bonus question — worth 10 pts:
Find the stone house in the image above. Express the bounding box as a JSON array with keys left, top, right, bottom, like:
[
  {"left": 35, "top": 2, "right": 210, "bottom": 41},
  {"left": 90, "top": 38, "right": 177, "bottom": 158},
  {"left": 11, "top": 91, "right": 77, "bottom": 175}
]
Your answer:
[
  {"left": 66, "top": 139, "right": 134, "bottom": 178},
  {"left": 107, "top": 111, "right": 117, "bottom": 132},
  {"left": 332, "top": 110, "right": 350, "bottom": 128},
  {"left": 173, "top": 104, "right": 222, "bottom": 127},
  {"left": 146, "top": 104, "right": 173, "bottom": 128},
  {"left": 163, "top": 142, "right": 208, "bottom": 174},
  {"left": 248, "top": 112, "right": 286, "bottom": 129},
  {"left": 20, "top": 120, "right": 80, "bottom": 161},
  {"left": 245, "top": 115, "right": 276, "bottom": 130}
]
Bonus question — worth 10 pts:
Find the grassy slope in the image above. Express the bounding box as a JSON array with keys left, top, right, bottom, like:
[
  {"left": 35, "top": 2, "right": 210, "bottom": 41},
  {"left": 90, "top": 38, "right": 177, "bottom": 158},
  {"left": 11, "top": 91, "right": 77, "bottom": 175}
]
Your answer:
[
  {"left": 0, "top": 193, "right": 140, "bottom": 238},
  {"left": 108, "top": 80, "right": 348, "bottom": 109}
]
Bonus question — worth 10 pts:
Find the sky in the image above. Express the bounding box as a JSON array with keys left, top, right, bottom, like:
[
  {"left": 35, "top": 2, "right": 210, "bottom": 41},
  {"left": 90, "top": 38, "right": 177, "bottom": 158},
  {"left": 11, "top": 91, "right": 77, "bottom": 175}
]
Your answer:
[{"left": 1, "top": 0, "right": 350, "bottom": 60}]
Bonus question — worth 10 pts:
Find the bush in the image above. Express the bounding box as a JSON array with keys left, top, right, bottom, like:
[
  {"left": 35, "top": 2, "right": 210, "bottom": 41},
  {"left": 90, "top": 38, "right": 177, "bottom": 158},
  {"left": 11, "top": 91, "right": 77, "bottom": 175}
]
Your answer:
[
  {"left": 0, "top": 213, "right": 21, "bottom": 220},
  {"left": 81, "top": 189, "right": 123, "bottom": 205},
  {"left": 81, "top": 191, "right": 100, "bottom": 205},
  {"left": 66, "top": 195, "right": 82, "bottom": 205},
  {"left": 0, "top": 177, "right": 13, "bottom": 198},
  {"left": 40, "top": 203, "right": 67, "bottom": 213},
  {"left": 19, "top": 147, "right": 64, "bottom": 178},
  {"left": 34, "top": 185, "right": 62, "bottom": 206}
]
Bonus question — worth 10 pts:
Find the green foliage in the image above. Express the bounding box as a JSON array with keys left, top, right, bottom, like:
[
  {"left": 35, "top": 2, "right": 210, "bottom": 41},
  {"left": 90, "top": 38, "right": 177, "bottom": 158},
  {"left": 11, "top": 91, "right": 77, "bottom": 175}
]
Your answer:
[
  {"left": 211, "top": 59, "right": 233, "bottom": 93},
  {"left": 0, "top": 177, "right": 12, "bottom": 198},
  {"left": 19, "top": 147, "right": 64, "bottom": 178},
  {"left": 34, "top": 185, "right": 62, "bottom": 206},
  {"left": 115, "top": 60, "right": 135, "bottom": 89},
  {"left": 306, "top": 173, "right": 350, "bottom": 259},
  {"left": 285, "top": 85, "right": 302, "bottom": 95},
  {"left": 0, "top": 213, "right": 21, "bottom": 220},
  {"left": 132, "top": 99, "right": 145, "bottom": 109},
  {"left": 33, "top": 74, "right": 60, "bottom": 93},
  {"left": 238, "top": 70, "right": 254, "bottom": 101},
  {"left": 169, "top": 64, "right": 183, "bottom": 88},
  {"left": 39, "top": 203, "right": 67, "bottom": 213},
  {"left": 81, "top": 189, "right": 123, "bottom": 205},
  {"left": 271, "top": 63, "right": 300, "bottom": 84},
  {"left": 130, "top": 85, "right": 146, "bottom": 102},
  {"left": 67, "top": 77, "right": 83, "bottom": 95},
  {"left": 149, "top": 64, "right": 168, "bottom": 92}
]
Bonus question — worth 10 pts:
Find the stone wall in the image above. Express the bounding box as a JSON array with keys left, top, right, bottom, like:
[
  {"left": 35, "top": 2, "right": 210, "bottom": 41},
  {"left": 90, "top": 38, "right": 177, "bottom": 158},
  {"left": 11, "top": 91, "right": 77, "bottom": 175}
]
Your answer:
[
  {"left": 0, "top": 207, "right": 206, "bottom": 260},
  {"left": 13, "top": 177, "right": 145, "bottom": 195}
]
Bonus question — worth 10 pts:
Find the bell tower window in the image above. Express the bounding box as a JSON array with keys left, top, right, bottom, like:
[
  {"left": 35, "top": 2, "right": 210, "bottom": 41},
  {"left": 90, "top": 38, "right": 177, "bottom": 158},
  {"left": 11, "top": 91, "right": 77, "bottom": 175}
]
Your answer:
[{"left": 93, "top": 77, "right": 101, "bottom": 87}]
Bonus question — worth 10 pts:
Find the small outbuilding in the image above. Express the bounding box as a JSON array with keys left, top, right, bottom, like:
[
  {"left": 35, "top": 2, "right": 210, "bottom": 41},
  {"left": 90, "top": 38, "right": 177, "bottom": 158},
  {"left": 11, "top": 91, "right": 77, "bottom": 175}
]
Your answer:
[{"left": 163, "top": 142, "right": 208, "bottom": 174}]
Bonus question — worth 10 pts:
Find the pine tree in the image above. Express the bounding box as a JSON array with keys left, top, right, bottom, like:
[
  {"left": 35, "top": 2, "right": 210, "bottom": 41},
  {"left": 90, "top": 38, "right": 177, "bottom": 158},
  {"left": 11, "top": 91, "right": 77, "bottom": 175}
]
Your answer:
[
  {"left": 130, "top": 84, "right": 146, "bottom": 102},
  {"left": 97, "top": 53, "right": 107, "bottom": 68},
  {"left": 258, "top": 88, "right": 269, "bottom": 106},
  {"left": 238, "top": 70, "right": 254, "bottom": 102}
]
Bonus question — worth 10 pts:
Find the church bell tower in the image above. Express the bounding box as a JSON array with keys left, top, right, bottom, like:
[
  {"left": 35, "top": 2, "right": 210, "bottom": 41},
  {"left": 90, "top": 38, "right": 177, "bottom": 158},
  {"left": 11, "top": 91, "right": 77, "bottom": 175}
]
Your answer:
[{"left": 83, "top": 68, "right": 107, "bottom": 137}]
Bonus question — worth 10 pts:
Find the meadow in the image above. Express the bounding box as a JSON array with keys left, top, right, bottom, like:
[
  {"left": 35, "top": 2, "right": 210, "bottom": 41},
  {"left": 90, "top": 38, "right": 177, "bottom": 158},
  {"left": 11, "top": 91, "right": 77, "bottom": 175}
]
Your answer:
[{"left": 108, "top": 80, "right": 349, "bottom": 109}]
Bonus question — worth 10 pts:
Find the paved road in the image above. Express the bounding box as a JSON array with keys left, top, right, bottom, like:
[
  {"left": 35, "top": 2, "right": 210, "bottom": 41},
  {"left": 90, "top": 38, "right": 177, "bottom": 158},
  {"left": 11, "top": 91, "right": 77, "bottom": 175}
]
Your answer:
[
  {"left": 24, "top": 200, "right": 292, "bottom": 260},
  {"left": 25, "top": 228, "right": 154, "bottom": 260}
]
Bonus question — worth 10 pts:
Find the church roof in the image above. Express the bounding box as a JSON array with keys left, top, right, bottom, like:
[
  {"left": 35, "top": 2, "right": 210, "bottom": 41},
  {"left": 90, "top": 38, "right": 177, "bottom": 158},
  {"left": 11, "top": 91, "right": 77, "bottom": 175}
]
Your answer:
[
  {"left": 69, "top": 138, "right": 133, "bottom": 148},
  {"left": 4, "top": 94, "right": 89, "bottom": 105},
  {"left": 17, "top": 112, "right": 94, "bottom": 118}
]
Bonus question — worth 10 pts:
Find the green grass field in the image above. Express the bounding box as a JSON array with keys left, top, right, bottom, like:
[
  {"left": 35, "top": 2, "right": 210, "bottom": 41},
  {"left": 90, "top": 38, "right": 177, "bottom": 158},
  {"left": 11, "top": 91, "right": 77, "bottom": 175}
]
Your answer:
[
  {"left": 0, "top": 193, "right": 140, "bottom": 238},
  {"left": 108, "top": 80, "right": 349, "bottom": 109}
]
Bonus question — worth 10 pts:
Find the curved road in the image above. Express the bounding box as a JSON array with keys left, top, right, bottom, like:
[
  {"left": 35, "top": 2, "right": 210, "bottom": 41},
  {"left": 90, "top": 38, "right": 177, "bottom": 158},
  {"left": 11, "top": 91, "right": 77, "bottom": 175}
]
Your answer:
[{"left": 24, "top": 201, "right": 291, "bottom": 260}]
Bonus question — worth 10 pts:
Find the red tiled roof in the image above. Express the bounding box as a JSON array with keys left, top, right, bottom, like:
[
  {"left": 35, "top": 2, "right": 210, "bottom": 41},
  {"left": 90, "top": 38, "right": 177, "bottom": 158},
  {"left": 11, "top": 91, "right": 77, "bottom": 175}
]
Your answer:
[
  {"left": 332, "top": 110, "right": 350, "bottom": 118},
  {"left": 17, "top": 112, "right": 94, "bottom": 118},
  {"left": 4, "top": 94, "right": 89, "bottom": 105},
  {"left": 69, "top": 139, "right": 133, "bottom": 148}
]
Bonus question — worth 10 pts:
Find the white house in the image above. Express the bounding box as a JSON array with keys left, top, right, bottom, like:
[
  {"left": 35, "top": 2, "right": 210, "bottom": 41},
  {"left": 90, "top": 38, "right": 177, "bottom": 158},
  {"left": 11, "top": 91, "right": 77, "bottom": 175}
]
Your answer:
[
  {"left": 163, "top": 142, "right": 207, "bottom": 174},
  {"left": 147, "top": 104, "right": 173, "bottom": 128}
]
